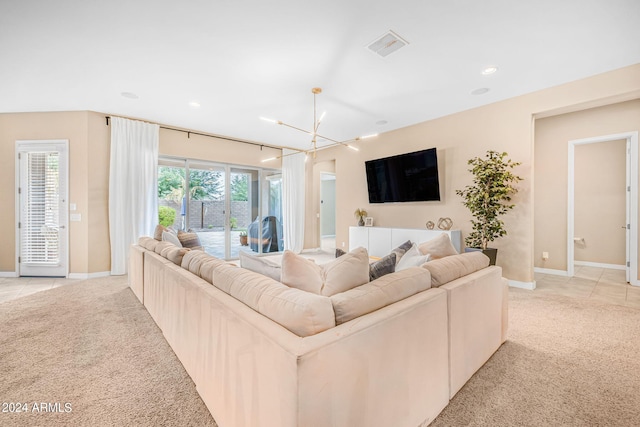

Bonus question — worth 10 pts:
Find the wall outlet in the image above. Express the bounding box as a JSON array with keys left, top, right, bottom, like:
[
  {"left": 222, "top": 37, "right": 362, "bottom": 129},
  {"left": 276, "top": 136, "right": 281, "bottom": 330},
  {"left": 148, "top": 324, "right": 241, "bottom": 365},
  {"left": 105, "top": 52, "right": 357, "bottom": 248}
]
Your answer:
[
  {"left": 69, "top": 203, "right": 77, "bottom": 211},
  {"left": 542, "top": 251, "right": 549, "bottom": 260},
  {"left": 342, "top": 242, "right": 345, "bottom": 248},
  {"left": 70, "top": 213, "right": 82, "bottom": 222}
]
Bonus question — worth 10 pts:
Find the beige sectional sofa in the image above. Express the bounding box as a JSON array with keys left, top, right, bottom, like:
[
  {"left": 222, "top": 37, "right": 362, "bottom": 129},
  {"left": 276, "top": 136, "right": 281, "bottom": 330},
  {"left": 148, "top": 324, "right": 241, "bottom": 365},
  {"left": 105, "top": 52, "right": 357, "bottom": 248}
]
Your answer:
[{"left": 130, "top": 237, "right": 508, "bottom": 427}]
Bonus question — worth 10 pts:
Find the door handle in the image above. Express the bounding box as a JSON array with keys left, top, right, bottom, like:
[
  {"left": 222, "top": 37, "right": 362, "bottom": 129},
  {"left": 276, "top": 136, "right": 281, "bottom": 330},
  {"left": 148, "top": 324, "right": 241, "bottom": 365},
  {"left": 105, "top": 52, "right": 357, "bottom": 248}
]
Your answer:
[{"left": 59, "top": 225, "right": 66, "bottom": 229}]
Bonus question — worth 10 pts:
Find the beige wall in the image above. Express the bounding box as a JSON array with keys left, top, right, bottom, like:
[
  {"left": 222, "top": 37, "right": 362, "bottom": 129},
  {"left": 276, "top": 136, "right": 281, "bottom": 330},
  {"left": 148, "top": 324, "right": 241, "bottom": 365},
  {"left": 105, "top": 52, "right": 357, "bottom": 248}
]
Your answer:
[
  {"left": 0, "top": 112, "right": 281, "bottom": 275},
  {"left": 308, "top": 64, "right": 640, "bottom": 283},
  {"left": 534, "top": 100, "right": 640, "bottom": 272},
  {"left": 159, "top": 127, "right": 281, "bottom": 168},
  {"left": 0, "top": 111, "right": 93, "bottom": 274},
  {"left": 574, "top": 140, "right": 626, "bottom": 265}
]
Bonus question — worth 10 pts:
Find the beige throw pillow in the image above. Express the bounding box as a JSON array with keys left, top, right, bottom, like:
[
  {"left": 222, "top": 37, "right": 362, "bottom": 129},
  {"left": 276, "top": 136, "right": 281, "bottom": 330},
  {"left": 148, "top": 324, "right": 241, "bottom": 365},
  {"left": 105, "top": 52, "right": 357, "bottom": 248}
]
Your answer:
[
  {"left": 153, "top": 224, "right": 166, "bottom": 241},
  {"left": 418, "top": 233, "right": 458, "bottom": 259},
  {"left": 396, "top": 243, "right": 431, "bottom": 271},
  {"left": 421, "top": 251, "right": 490, "bottom": 287},
  {"left": 162, "top": 230, "right": 182, "bottom": 247},
  {"left": 281, "top": 247, "right": 370, "bottom": 296}
]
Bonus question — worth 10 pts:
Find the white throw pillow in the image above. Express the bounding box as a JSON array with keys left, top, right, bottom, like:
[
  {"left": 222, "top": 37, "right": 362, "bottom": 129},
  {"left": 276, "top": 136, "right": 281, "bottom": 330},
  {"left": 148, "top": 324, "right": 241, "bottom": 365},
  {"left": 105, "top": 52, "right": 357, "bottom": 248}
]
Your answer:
[
  {"left": 239, "top": 251, "right": 282, "bottom": 282},
  {"left": 162, "top": 230, "right": 182, "bottom": 247},
  {"left": 281, "top": 247, "right": 370, "bottom": 296},
  {"left": 418, "top": 233, "right": 458, "bottom": 259},
  {"left": 396, "top": 243, "right": 431, "bottom": 271}
]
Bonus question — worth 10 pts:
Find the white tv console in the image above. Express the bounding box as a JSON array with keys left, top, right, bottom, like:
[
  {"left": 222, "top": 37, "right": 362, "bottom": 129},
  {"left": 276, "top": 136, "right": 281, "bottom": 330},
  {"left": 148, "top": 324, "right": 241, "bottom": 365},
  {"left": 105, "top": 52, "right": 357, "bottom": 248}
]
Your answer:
[{"left": 349, "top": 226, "right": 462, "bottom": 258}]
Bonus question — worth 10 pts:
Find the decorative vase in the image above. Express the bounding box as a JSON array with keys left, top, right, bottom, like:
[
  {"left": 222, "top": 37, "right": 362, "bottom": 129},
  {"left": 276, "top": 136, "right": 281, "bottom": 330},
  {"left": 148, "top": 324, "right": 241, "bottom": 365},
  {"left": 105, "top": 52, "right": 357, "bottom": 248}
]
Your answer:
[{"left": 358, "top": 217, "right": 365, "bottom": 226}]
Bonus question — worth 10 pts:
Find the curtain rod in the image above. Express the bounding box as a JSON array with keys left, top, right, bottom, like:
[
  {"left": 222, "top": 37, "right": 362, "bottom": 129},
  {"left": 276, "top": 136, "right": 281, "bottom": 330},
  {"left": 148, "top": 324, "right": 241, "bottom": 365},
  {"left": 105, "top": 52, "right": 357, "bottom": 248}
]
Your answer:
[{"left": 105, "top": 115, "right": 291, "bottom": 152}]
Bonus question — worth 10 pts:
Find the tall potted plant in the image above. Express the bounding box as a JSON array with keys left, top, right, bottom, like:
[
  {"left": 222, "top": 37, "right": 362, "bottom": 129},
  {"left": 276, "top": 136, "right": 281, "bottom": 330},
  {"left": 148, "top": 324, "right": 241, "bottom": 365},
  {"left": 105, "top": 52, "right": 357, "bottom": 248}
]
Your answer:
[{"left": 455, "top": 150, "right": 522, "bottom": 265}]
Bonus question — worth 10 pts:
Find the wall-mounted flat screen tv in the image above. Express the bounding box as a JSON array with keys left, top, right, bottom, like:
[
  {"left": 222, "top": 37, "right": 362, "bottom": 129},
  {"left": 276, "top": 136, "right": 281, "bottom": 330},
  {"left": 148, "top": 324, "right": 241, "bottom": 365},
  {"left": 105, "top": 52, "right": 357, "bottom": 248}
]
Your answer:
[{"left": 365, "top": 147, "right": 440, "bottom": 203}]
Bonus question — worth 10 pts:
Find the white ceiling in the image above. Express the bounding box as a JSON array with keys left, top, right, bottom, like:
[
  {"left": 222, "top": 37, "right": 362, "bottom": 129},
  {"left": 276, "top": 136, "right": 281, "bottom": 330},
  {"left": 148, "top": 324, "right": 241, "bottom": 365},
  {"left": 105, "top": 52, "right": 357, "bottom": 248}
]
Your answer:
[{"left": 1, "top": 0, "right": 639, "bottom": 151}]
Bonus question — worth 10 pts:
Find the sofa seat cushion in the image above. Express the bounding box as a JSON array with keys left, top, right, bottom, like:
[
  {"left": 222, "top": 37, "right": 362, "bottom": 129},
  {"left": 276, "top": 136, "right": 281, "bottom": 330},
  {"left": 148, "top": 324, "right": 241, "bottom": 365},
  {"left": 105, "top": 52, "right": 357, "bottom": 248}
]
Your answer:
[
  {"left": 281, "top": 248, "right": 370, "bottom": 296},
  {"left": 239, "top": 251, "right": 281, "bottom": 281},
  {"left": 330, "top": 267, "right": 432, "bottom": 325},
  {"left": 418, "top": 233, "right": 459, "bottom": 259},
  {"left": 212, "top": 263, "right": 335, "bottom": 337},
  {"left": 421, "top": 251, "right": 490, "bottom": 287}
]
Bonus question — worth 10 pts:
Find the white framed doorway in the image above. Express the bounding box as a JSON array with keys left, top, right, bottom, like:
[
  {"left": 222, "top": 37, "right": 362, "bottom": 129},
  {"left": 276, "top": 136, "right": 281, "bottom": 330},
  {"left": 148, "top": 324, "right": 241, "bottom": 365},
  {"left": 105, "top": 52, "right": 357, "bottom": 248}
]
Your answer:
[
  {"left": 320, "top": 172, "right": 336, "bottom": 252},
  {"left": 15, "top": 140, "right": 69, "bottom": 277},
  {"left": 567, "top": 131, "right": 639, "bottom": 286}
]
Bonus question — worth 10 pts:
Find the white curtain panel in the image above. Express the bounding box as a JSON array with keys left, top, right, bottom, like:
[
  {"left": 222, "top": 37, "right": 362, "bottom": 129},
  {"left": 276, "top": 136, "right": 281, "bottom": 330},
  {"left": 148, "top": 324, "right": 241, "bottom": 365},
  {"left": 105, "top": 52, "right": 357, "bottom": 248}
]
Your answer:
[
  {"left": 109, "top": 117, "right": 159, "bottom": 275},
  {"left": 282, "top": 149, "right": 306, "bottom": 253}
]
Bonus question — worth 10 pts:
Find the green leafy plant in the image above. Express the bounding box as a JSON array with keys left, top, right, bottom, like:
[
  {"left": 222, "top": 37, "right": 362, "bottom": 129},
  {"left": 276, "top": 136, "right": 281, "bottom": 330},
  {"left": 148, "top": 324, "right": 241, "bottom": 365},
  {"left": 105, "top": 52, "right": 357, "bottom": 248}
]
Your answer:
[
  {"left": 229, "top": 217, "right": 238, "bottom": 229},
  {"left": 455, "top": 151, "right": 522, "bottom": 250},
  {"left": 239, "top": 231, "right": 247, "bottom": 237},
  {"left": 158, "top": 206, "right": 176, "bottom": 227}
]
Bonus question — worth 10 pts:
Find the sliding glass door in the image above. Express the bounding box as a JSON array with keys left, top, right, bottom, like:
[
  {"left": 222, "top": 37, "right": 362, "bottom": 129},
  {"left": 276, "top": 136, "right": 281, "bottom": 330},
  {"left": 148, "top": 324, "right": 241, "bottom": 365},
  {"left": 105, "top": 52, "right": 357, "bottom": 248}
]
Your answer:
[{"left": 158, "top": 157, "right": 281, "bottom": 260}]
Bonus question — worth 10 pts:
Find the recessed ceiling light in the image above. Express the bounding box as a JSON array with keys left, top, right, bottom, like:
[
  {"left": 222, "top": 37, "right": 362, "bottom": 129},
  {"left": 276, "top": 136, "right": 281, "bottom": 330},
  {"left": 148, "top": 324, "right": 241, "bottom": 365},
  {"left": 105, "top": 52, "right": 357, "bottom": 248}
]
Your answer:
[
  {"left": 471, "top": 87, "right": 490, "bottom": 95},
  {"left": 482, "top": 66, "right": 498, "bottom": 75},
  {"left": 121, "top": 92, "right": 138, "bottom": 99},
  {"left": 376, "top": 120, "right": 388, "bottom": 126},
  {"left": 189, "top": 101, "right": 201, "bottom": 108}
]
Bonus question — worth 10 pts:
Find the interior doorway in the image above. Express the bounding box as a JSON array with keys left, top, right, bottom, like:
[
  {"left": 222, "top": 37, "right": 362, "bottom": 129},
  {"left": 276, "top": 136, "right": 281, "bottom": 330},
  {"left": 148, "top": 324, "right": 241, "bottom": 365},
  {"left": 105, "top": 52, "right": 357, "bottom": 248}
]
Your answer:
[
  {"left": 568, "top": 131, "right": 639, "bottom": 286},
  {"left": 16, "top": 140, "right": 69, "bottom": 277},
  {"left": 320, "top": 172, "right": 336, "bottom": 252}
]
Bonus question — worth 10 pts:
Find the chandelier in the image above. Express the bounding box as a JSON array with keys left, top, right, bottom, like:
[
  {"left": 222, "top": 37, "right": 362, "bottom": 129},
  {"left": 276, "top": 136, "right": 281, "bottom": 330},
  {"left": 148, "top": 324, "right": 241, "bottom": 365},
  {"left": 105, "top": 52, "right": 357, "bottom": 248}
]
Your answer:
[{"left": 260, "top": 87, "right": 377, "bottom": 161}]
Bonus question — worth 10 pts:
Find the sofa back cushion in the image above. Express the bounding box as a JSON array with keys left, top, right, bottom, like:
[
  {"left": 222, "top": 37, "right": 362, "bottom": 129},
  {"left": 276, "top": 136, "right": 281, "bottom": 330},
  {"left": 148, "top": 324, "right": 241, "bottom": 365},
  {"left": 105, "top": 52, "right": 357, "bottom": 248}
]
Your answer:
[
  {"left": 212, "top": 263, "right": 335, "bottom": 337},
  {"left": 421, "top": 251, "right": 490, "bottom": 287},
  {"left": 281, "top": 248, "right": 370, "bottom": 296},
  {"left": 199, "top": 257, "right": 232, "bottom": 284},
  {"left": 181, "top": 250, "right": 213, "bottom": 275},
  {"left": 154, "top": 241, "right": 176, "bottom": 255},
  {"left": 330, "top": 267, "right": 432, "bottom": 325},
  {"left": 160, "top": 246, "right": 190, "bottom": 266},
  {"left": 138, "top": 236, "right": 160, "bottom": 252}
]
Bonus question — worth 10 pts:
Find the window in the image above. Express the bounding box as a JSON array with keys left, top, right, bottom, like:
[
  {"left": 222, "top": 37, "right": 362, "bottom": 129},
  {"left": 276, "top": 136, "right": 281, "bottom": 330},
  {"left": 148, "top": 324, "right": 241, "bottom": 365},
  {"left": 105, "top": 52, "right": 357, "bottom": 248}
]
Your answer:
[{"left": 157, "top": 157, "right": 282, "bottom": 259}]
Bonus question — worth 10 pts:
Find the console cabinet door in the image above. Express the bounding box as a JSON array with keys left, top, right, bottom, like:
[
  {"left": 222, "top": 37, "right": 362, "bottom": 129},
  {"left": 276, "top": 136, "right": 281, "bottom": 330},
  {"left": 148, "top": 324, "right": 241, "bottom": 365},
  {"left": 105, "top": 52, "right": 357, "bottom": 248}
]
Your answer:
[
  {"left": 349, "top": 227, "right": 368, "bottom": 252},
  {"left": 368, "top": 227, "right": 392, "bottom": 257}
]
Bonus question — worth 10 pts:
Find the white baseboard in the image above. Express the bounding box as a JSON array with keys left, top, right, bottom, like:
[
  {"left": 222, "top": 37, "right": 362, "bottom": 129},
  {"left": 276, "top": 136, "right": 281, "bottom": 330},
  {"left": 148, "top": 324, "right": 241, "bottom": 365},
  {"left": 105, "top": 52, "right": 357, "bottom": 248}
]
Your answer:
[
  {"left": 68, "top": 271, "right": 111, "bottom": 280},
  {"left": 534, "top": 267, "right": 570, "bottom": 277},
  {"left": 574, "top": 261, "right": 626, "bottom": 270},
  {"left": 508, "top": 279, "right": 536, "bottom": 290},
  {"left": 0, "top": 271, "right": 18, "bottom": 278}
]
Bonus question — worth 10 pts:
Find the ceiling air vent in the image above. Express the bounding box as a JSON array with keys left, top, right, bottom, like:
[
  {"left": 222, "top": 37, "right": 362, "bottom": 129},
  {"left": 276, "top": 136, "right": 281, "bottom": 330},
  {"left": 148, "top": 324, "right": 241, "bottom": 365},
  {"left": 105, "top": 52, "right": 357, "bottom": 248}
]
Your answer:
[{"left": 366, "top": 30, "right": 409, "bottom": 58}]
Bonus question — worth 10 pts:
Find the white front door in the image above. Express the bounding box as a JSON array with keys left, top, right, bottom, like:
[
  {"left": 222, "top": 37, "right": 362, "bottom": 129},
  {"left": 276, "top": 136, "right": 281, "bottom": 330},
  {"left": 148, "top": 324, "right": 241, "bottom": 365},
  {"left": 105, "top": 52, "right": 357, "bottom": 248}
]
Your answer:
[{"left": 16, "top": 140, "right": 69, "bottom": 277}]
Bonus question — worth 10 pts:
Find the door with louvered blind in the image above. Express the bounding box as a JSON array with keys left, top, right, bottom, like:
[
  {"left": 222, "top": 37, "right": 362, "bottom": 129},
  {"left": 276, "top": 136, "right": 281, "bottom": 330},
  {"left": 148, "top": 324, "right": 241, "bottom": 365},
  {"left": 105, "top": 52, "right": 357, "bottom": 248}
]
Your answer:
[{"left": 17, "top": 140, "right": 68, "bottom": 277}]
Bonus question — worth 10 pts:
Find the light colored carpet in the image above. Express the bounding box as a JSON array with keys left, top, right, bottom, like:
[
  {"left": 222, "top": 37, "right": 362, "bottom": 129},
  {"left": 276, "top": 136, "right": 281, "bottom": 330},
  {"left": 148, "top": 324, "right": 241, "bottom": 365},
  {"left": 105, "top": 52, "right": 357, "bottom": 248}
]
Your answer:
[
  {"left": 0, "top": 276, "right": 217, "bottom": 427},
  {"left": 1, "top": 278, "right": 639, "bottom": 426},
  {"left": 432, "top": 288, "right": 640, "bottom": 426}
]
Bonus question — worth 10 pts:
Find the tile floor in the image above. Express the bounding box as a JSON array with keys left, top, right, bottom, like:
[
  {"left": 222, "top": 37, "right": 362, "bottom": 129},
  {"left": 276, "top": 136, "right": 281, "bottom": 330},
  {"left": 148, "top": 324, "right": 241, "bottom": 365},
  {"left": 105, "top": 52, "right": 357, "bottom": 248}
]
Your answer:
[
  {"left": 0, "top": 276, "right": 82, "bottom": 304},
  {"left": 535, "top": 265, "right": 640, "bottom": 309}
]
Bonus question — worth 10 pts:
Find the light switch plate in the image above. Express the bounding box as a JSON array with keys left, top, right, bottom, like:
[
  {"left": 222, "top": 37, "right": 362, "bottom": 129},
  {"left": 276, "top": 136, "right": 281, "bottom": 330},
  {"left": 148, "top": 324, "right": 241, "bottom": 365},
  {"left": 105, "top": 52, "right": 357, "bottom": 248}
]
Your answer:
[
  {"left": 70, "top": 203, "right": 77, "bottom": 211},
  {"left": 70, "top": 213, "right": 81, "bottom": 222}
]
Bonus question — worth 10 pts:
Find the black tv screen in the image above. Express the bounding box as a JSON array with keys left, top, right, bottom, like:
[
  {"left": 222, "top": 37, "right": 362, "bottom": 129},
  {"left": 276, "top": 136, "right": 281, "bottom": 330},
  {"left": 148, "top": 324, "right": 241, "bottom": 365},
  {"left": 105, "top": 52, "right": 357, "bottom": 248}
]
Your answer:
[{"left": 365, "top": 148, "right": 440, "bottom": 203}]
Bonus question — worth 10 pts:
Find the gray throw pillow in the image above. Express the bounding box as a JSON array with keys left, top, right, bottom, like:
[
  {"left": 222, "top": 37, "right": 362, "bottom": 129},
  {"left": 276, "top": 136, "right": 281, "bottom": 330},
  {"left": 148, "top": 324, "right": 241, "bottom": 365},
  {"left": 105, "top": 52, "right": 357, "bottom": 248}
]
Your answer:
[
  {"left": 391, "top": 240, "right": 413, "bottom": 265},
  {"left": 369, "top": 252, "right": 396, "bottom": 281}
]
